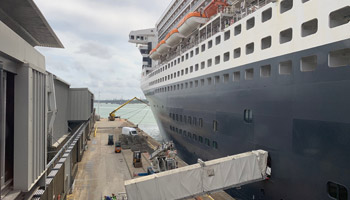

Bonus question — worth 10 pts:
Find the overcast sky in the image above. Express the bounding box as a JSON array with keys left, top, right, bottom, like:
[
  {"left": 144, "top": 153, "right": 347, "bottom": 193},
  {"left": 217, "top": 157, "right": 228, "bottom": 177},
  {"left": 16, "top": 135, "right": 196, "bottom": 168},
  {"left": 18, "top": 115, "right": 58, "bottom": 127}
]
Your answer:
[{"left": 34, "top": 0, "right": 170, "bottom": 100}]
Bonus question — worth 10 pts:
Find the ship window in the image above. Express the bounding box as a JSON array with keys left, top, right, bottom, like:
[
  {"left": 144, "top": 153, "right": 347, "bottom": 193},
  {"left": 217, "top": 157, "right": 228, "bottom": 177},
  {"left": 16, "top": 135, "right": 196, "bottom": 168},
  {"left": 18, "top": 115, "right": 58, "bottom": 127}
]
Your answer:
[
  {"left": 199, "top": 136, "right": 203, "bottom": 143},
  {"left": 201, "top": 79, "right": 205, "bottom": 86},
  {"left": 215, "top": 76, "right": 220, "bottom": 84},
  {"left": 208, "top": 59, "right": 213, "bottom": 67},
  {"left": 215, "top": 35, "right": 221, "bottom": 45},
  {"left": 181, "top": 83, "right": 184, "bottom": 89},
  {"left": 329, "top": 6, "right": 350, "bottom": 28},
  {"left": 279, "top": 60, "right": 293, "bottom": 74},
  {"left": 130, "top": 35, "right": 135, "bottom": 39},
  {"left": 186, "top": 53, "right": 189, "bottom": 60},
  {"left": 215, "top": 56, "right": 220, "bottom": 65},
  {"left": 246, "top": 42, "right": 254, "bottom": 55},
  {"left": 190, "top": 81, "right": 193, "bottom": 88},
  {"left": 245, "top": 68, "right": 254, "bottom": 80},
  {"left": 177, "top": 71, "right": 180, "bottom": 77},
  {"left": 171, "top": 74, "right": 173, "bottom": 79},
  {"left": 224, "top": 30, "right": 230, "bottom": 41},
  {"left": 182, "top": 55, "right": 184, "bottom": 62},
  {"left": 171, "top": 62, "right": 173, "bottom": 67},
  {"left": 262, "top": 8, "right": 272, "bottom": 23},
  {"left": 260, "top": 65, "right": 272, "bottom": 77},
  {"left": 178, "top": 58, "right": 180, "bottom": 63},
  {"left": 185, "top": 82, "right": 188, "bottom": 88},
  {"left": 201, "top": 61, "right": 205, "bottom": 69},
  {"left": 208, "top": 40, "right": 213, "bottom": 49},
  {"left": 207, "top": 77, "right": 212, "bottom": 85},
  {"left": 223, "top": 74, "right": 229, "bottom": 83},
  {"left": 244, "top": 109, "right": 253, "bottom": 123},
  {"left": 233, "top": 71, "right": 241, "bottom": 81},
  {"left": 246, "top": 17, "right": 255, "bottom": 30},
  {"left": 224, "top": 52, "right": 230, "bottom": 62},
  {"left": 177, "top": 84, "right": 180, "bottom": 90},
  {"left": 184, "top": 115, "right": 187, "bottom": 123},
  {"left": 174, "top": 72, "right": 176, "bottom": 78},
  {"left": 188, "top": 132, "right": 192, "bottom": 138},
  {"left": 179, "top": 115, "right": 182, "bottom": 122},
  {"left": 280, "top": 0, "right": 293, "bottom": 14},
  {"left": 196, "top": 47, "right": 199, "bottom": 55},
  {"left": 234, "top": 24, "right": 241, "bottom": 36},
  {"left": 185, "top": 68, "right": 188, "bottom": 74},
  {"left": 261, "top": 36, "right": 272, "bottom": 50},
  {"left": 302, "top": 0, "right": 310, "bottom": 3},
  {"left": 176, "top": 128, "right": 178, "bottom": 133},
  {"left": 193, "top": 117, "right": 197, "bottom": 126},
  {"left": 199, "top": 118, "right": 203, "bottom": 127},
  {"left": 190, "top": 66, "right": 193, "bottom": 73},
  {"left": 280, "top": 28, "right": 293, "bottom": 44},
  {"left": 183, "top": 130, "right": 186, "bottom": 136},
  {"left": 205, "top": 138, "right": 210, "bottom": 146},
  {"left": 181, "top": 69, "right": 184, "bottom": 75},
  {"left": 301, "top": 19, "right": 318, "bottom": 37},
  {"left": 169, "top": 113, "right": 172, "bottom": 118},
  {"left": 179, "top": 129, "right": 183, "bottom": 134},
  {"left": 234, "top": 48, "right": 241, "bottom": 58},
  {"left": 195, "top": 64, "right": 199, "bottom": 71},
  {"left": 193, "top": 134, "right": 197, "bottom": 141},
  {"left": 174, "top": 60, "right": 177, "bottom": 65},
  {"left": 201, "top": 44, "right": 206, "bottom": 52},
  {"left": 195, "top": 80, "right": 199, "bottom": 87},
  {"left": 188, "top": 116, "right": 192, "bottom": 124},
  {"left": 213, "top": 120, "right": 218, "bottom": 131},
  {"left": 327, "top": 181, "right": 348, "bottom": 200},
  {"left": 329, "top": 48, "right": 350, "bottom": 68},
  {"left": 301, "top": 55, "right": 317, "bottom": 72},
  {"left": 212, "top": 141, "right": 218, "bottom": 149},
  {"left": 190, "top": 50, "right": 194, "bottom": 57}
]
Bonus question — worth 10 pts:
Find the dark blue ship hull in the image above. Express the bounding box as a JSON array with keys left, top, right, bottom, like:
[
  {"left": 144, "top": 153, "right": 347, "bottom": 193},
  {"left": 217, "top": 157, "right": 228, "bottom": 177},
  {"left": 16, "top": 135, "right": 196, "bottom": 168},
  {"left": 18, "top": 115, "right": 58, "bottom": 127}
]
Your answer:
[{"left": 145, "top": 39, "right": 350, "bottom": 199}]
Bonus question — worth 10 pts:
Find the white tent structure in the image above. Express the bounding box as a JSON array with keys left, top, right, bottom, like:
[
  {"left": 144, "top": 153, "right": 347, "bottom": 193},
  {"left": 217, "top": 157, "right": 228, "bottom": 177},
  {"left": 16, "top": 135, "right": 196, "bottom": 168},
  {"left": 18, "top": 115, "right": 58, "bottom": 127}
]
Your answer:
[{"left": 125, "top": 150, "right": 269, "bottom": 200}]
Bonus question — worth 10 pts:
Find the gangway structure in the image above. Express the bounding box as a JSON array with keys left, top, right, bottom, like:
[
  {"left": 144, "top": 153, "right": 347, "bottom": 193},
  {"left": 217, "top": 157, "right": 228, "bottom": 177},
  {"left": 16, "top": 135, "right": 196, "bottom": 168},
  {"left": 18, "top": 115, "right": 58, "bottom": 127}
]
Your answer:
[{"left": 125, "top": 150, "right": 269, "bottom": 200}]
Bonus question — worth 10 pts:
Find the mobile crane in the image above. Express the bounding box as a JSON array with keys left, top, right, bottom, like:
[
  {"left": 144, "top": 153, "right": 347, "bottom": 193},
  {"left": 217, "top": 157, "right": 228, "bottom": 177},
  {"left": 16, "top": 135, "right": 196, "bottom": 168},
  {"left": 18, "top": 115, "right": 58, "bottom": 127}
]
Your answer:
[{"left": 108, "top": 97, "right": 149, "bottom": 121}]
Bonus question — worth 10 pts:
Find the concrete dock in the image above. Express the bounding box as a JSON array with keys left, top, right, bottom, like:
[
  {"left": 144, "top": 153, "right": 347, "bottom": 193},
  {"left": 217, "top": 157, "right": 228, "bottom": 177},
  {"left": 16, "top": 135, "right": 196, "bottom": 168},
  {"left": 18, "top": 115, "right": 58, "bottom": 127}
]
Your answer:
[{"left": 70, "top": 118, "right": 234, "bottom": 200}]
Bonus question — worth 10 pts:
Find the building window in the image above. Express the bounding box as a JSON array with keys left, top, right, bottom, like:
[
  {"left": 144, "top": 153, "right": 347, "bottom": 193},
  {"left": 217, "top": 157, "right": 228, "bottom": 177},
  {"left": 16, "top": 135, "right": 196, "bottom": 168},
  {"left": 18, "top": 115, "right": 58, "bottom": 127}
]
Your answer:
[
  {"left": 215, "top": 35, "right": 221, "bottom": 45},
  {"left": 329, "top": 6, "right": 350, "bottom": 28},
  {"left": 301, "top": 55, "right": 317, "bottom": 72},
  {"left": 246, "top": 17, "right": 255, "bottom": 30},
  {"left": 262, "top": 8, "right": 272, "bottom": 22},
  {"left": 208, "top": 40, "right": 213, "bottom": 49},
  {"left": 261, "top": 36, "right": 272, "bottom": 50},
  {"left": 301, "top": 19, "right": 318, "bottom": 37},
  {"left": 280, "top": 28, "right": 293, "bottom": 44},
  {"left": 215, "top": 56, "right": 220, "bottom": 65},
  {"left": 280, "top": 0, "right": 293, "bottom": 14},
  {"left": 327, "top": 181, "right": 348, "bottom": 200},
  {"left": 245, "top": 68, "right": 254, "bottom": 80},
  {"left": 329, "top": 48, "right": 350, "bottom": 68},
  {"left": 212, "top": 141, "right": 218, "bottom": 149},
  {"left": 213, "top": 120, "right": 218, "bottom": 131},
  {"left": 233, "top": 71, "right": 241, "bottom": 81},
  {"left": 244, "top": 109, "right": 253, "bottom": 123},
  {"left": 205, "top": 138, "right": 210, "bottom": 146},
  {"left": 246, "top": 42, "right": 254, "bottom": 55},
  {"left": 279, "top": 60, "right": 293, "bottom": 75},
  {"left": 224, "top": 30, "right": 230, "bottom": 40},
  {"left": 234, "top": 24, "right": 241, "bottom": 35},
  {"left": 260, "top": 65, "right": 272, "bottom": 77}
]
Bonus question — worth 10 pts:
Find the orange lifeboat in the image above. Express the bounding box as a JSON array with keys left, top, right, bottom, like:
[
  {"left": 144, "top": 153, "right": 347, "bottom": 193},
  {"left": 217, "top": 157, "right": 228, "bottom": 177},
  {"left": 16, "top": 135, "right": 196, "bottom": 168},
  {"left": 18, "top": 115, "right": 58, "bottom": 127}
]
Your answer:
[
  {"left": 149, "top": 48, "right": 160, "bottom": 60},
  {"left": 203, "top": 0, "right": 228, "bottom": 19},
  {"left": 156, "top": 40, "right": 170, "bottom": 54},
  {"left": 164, "top": 29, "right": 183, "bottom": 48},
  {"left": 177, "top": 11, "right": 208, "bottom": 38}
]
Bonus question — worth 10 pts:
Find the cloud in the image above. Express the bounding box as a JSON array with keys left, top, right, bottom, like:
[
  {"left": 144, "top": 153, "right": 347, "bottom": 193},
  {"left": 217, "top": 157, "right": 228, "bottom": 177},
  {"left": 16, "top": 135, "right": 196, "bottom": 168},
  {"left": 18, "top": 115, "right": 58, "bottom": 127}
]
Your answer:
[{"left": 34, "top": 0, "right": 170, "bottom": 99}]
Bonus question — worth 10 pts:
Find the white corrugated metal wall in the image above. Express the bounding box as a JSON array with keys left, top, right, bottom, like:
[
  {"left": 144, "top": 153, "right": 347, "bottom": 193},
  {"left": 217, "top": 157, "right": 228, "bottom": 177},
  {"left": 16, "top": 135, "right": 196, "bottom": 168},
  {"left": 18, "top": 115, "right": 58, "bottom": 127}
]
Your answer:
[{"left": 69, "top": 89, "right": 93, "bottom": 121}]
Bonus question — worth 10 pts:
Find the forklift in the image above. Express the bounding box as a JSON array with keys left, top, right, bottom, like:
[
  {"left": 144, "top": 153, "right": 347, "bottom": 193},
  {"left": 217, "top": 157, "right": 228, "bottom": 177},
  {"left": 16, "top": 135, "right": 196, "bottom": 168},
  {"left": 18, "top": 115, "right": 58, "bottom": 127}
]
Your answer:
[{"left": 133, "top": 150, "right": 142, "bottom": 168}]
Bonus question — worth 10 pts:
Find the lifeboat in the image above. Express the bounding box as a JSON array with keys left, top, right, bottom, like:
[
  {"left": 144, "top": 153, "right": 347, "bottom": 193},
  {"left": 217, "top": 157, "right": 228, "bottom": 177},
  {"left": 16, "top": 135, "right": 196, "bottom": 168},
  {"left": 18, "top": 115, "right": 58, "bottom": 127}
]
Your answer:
[
  {"left": 164, "top": 29, "right": 183, "bottom": 47},
  {"left": 149, "top": 48, "right": 160, "bottom": 60},
  {"left": 156, "top": 40, "right": 170, "bottom": 54},
  {"left": 203, "top": 0, "right": 228, "bottom": 19},
  {"left": 177, "top": 11, "right": 208, "bottom": 38}
]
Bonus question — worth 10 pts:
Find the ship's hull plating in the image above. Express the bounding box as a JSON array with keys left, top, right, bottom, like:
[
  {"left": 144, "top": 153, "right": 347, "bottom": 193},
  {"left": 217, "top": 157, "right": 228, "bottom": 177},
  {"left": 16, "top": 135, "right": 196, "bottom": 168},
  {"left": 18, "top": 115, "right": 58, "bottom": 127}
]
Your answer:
[{"left": 144, "top": 39, "right": 350, "bottom": 199}]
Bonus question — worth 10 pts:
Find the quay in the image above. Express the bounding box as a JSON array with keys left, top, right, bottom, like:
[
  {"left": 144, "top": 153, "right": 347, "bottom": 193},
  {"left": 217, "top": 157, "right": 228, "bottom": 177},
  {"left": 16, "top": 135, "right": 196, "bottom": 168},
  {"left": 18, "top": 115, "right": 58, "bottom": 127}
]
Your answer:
[{"left": 71, "top": 118, "right": 235, "bottom": 200}]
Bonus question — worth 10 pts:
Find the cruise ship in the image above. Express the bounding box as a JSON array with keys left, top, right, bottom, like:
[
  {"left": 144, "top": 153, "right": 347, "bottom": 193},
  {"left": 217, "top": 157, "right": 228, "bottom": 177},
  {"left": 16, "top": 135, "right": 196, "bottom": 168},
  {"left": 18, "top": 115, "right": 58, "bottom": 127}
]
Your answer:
[{"left": 129, "top": 0, "right": 350, "bottom": 199}]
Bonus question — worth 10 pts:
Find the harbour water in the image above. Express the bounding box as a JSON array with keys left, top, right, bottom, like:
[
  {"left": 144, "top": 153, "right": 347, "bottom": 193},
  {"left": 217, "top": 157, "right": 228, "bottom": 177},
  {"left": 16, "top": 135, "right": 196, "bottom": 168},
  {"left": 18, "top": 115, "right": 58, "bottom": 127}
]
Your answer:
[{"left": 94, "top": 103, "right": 163, "bottom": 142}]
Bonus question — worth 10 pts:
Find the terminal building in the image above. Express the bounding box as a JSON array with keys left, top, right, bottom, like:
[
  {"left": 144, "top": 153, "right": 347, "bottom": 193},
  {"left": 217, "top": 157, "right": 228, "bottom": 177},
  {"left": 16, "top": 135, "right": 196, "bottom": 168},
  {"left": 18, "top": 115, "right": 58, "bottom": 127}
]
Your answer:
[{"left": 0, "top": 0, "right": 95, "bottom": 199}]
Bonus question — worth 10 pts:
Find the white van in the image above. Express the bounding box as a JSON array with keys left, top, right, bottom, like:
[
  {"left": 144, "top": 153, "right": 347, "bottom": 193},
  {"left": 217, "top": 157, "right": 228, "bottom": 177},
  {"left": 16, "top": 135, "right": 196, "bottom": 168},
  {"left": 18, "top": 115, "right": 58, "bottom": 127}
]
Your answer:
[{"left": 122, "top": 127, "right": 138, "bottom": 136}]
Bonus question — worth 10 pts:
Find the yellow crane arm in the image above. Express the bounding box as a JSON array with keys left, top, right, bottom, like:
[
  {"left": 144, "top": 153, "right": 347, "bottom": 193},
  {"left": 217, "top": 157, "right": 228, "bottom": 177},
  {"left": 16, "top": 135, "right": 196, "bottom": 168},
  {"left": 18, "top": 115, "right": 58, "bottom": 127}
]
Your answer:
[{"left": 108, "top": 97, "right": 149, "bottom": 121}]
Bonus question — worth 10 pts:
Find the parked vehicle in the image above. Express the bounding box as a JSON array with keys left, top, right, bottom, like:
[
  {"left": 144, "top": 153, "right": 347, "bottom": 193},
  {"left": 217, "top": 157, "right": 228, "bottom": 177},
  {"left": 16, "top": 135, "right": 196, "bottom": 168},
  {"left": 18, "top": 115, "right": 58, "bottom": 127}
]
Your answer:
[
  {"left": 122, "top": 127, "right": 138, "bottom": 136},
  {"left": 115, "top": 141, "right": 122, "bottom": 153}
]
